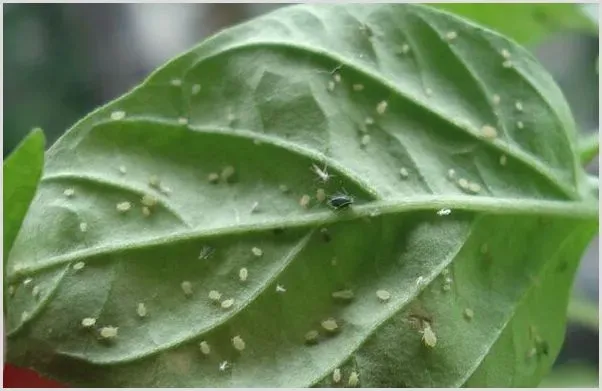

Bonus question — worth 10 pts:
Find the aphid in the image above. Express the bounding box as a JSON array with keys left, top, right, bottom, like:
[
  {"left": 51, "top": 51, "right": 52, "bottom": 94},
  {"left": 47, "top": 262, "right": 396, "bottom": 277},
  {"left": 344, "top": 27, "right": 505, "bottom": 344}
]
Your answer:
[
  {"left": 239, "top": 267, "right": 248, "bottom": 282},
  {"left": 137, "top": 303, "right": 147, "bottom": 318},
  {"left": 437, "top": 208, "right": 451, "bottom": 216},
  {"left": 191, "top": 84, "right": 202, "bottom": 95},
  {"left": 400, "top": 43, "right": 410, "bottom": 54},
  {"left": 515, "top": 101, "right": 523, "bottom": 111},
  {"left": 360, "top": 134, "right": 371, "bottom": 147},
  {"left": 64, "top": 188, "right": 75, "bottom": 198},
  {"left": 321, "top": 318, "right": 339, "bottom": 333},
  {"left": 170, "top": 78, "right": 182, "bottom": 87},
  {"left": 348, "top": 371, "right": 360, "bottom": 387},
  {"left": 116, "top": 201, "right": 131, "bottom": 213},
  {"left": 502, "top": 60, "right": 512, "bottom": 68},
  {"left": 250, "top": 201, "right": 259, "bottom": 213},
  {"left": 327, "top": 80, "right": 336, "bottom": 92},
  {"left": 501, "top": 49, "right": 511, "bottom": 59},
  {"left": 279, "top": 184, "right": 290, "bottom": 194},
  {"left": 232, "top": 335, "right": 246, "bottom": 351},
  {"left": 457, "top": 178, "right": 469, "bottom": 190},
  {"left": 399, "top": 167, "right": 409, "bottom": 179},
  {"left": 118, "top": 165, "right": 127, "bottom": 175},
  {"left": 442, "top": 268, "right": 450, "bottom": 277},
  {"left": 221, "top": 298, "right": 235, "bottom": 309},
  {"left": 73, "top": 261, "right": 85, "bottom": 271},
  {"left": 442, "top": 284, "right": 451, "bottom": 292},
  {"left": 148, "top": 175, "right": 161, "bottom": 188},
  {"left": 376, "top": 100, "right": 388, "bottom": 115},
  {"left": 21, "top": 311, "right": 29, "bottom": 322},
  {"left": 467, "top": 182, "right": 481, "bottom": 194},
  {"left": 332, "top": 289, "right": 355, "bottom": 301},
  {"left": 416, "top": 276, "right": 425, "bottom": 286},
  {"left": 208, "top": 290, "right": 222, "bottom": 302},
  {"left": 526, "top": 346, "right": 537, "bottom": 359},
  {"left": 352, "top": 83, "right": 364, "bottom": 91},
  {"left": 421, "top": 322, "right": 437, "bottom": 348},
  {"left": 79, "top": 222, "right": 88, "bottom": 232},
  {"left": 81, "top": 317, "right": 96, "bottom": 328},
  {"left": 464, "top": 308, "right": 474, "bottom": 320},
  {"left": 332, "top": 368, "right": 342, "bottom": 383},
  {"left": 311, "top": 163, "right": 333, "bottom": 183},
  {"left": 376, "top": 289, "right": 391, "bottom": 302},
  {"left": 481, "top": 125, "right": 498, "bottom": 139},
  {"left": 181, "top": 281, "right": 193, "bottom": 297},
  {"left": 99, "top": 326, "right": 119, "bottom": 339},
  {"left": 333, "top": 73, "right": 342, "bottom": 83},
  {"left": 199, "top": 245, "right": 215, "bottom": 260},
  {"left": 320, "top": 227, "right": 331, "bottom": 242},
  {"left": 499, "top": 155, "right": 507, "bottom": 166},
  {"left": 316, "top": 188, "right": 326, "bottom": 203},
  {"left": 359, "top": 23, "right": 373, "bottom": 37},
  {"left": 221, "top": 166, "right": 236, "bottom": 183},
  {"left": 8, "top": 285, "right": 15, "bottom": 297},
  {"left": 227, "top": 112, "right": 237, "bottom": 125},
  {"left": 517, "top": 121, "right": 524, "bottom": 129},
  {"left": 142, "top": 206, "right": 151, "bottom": 217},
  {"left": 219, "top": 361, "right": 229, "bottom": 371},
  {"left": 251, "top": 247, "right": 263, "bottom": 257},
  {"left": 141, "top": 194, "right": 157, "bottom": 207},
  {"left": 447, "top": 168, "right": 456, "bottom": 179},
  {"left": 480, "top": 243, "right": 489, "bottom": 254},
  {"left": 111, "top": 110, "right": 126, "bottom": 120},
  {"left": 208, "top": 172, "right": 220, "bottom": 183},
  {"left": 200, "top": 341, "right": 211, "bottom": 355},
  {"left": 32, "top": 285, "right": 41, "bottom": 300},
  {"left": 159, "top": 185, "right": 172, "bottom": 195},
  {"left": 299, "top": 194, "right": 311, "bottom": 208},
  {"left": 445, "top": 31, "right": 457, "bottom": 41},
  {"left": 305, "top": 330, "right": 320, "bottom": 345},
  {"left": 23, "top": 278, "right": 33, "bottom": 287},
  {"left": 328, "top": 193, "right": 354, "bottom": 210},
  {"left": 178, "top": 117, "right": 188, "bottom": 125},
  {"left": 276, "top": 284, "right": 287, "bottom": 293},
  {"left": 492, "top": 94, "right": 501, "bottom": 105},
  {"left": 425, "top": 88, "right": 433, "bottom": 96}
]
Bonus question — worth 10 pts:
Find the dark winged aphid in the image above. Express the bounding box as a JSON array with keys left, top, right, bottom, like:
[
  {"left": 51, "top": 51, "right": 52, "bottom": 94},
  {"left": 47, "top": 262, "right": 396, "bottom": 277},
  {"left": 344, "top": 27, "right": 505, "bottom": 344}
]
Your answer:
[{"left": 328, "top": 194, "right": 354, "bottom": 210}]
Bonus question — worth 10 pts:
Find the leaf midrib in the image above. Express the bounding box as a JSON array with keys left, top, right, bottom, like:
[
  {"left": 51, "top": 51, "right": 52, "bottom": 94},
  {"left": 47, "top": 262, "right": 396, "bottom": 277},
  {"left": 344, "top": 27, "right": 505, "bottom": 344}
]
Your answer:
[{"left": 8, "top": 195, "right": 596, "bottom": 282}]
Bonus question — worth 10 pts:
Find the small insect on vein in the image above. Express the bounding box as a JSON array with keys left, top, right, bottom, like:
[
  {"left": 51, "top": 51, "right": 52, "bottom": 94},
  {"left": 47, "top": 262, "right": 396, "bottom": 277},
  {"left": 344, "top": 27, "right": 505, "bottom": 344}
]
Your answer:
[
  {"left": 328, "top": 193, "right": 354, "bottom": 210},
  {"left": 311, "top": 163, "right": 333, "bottom": 183}
]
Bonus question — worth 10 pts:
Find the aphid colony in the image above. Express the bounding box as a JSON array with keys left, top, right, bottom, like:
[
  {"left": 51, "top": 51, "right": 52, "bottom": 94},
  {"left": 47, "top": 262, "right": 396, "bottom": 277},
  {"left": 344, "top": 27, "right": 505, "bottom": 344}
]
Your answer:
[{"left": 43, "top": 24, "right": 525, "bottom": 382}]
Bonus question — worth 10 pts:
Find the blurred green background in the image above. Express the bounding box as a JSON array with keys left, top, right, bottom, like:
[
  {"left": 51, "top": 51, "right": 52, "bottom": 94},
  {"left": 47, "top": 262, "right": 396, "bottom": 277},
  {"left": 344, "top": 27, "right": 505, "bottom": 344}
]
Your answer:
[{"left": 3, "top": 3, "right": 599, "bottom": 387}]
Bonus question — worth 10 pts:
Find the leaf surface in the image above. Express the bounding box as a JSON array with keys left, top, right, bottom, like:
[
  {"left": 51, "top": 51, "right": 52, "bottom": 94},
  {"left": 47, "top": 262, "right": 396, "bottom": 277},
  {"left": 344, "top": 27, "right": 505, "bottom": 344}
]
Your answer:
[
  {"left": 5, "top": 4, "right": 598, "bottom": 387},
  {"left": 3, "top": 128, "right": 45, "bottom": 263},
  {"left": 436, "top": 4, "right": 597, "bottom": 45}
]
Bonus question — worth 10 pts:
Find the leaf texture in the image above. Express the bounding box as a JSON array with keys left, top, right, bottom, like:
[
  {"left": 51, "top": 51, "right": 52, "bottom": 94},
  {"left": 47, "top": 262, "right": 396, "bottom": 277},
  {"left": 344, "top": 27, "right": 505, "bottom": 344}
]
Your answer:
[{"left": 5, "top": 4, "right": 597, "bottom": 387}]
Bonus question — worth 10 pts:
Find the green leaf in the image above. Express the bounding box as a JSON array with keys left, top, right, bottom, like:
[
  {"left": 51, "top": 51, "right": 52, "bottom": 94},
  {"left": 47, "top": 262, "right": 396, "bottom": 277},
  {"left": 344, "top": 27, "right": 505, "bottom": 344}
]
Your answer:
[
  {"left": 577, "top": 132, "right": 599, "bottom": 165},
  {"left": 5, "top": 4, "right": 598, "bottom": 387},
  {"left": 3, "top": 128, "right": 45, "bottom": 263},
  {"left": 435, "top": 4, "right": 598, "bottom": 45}
]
